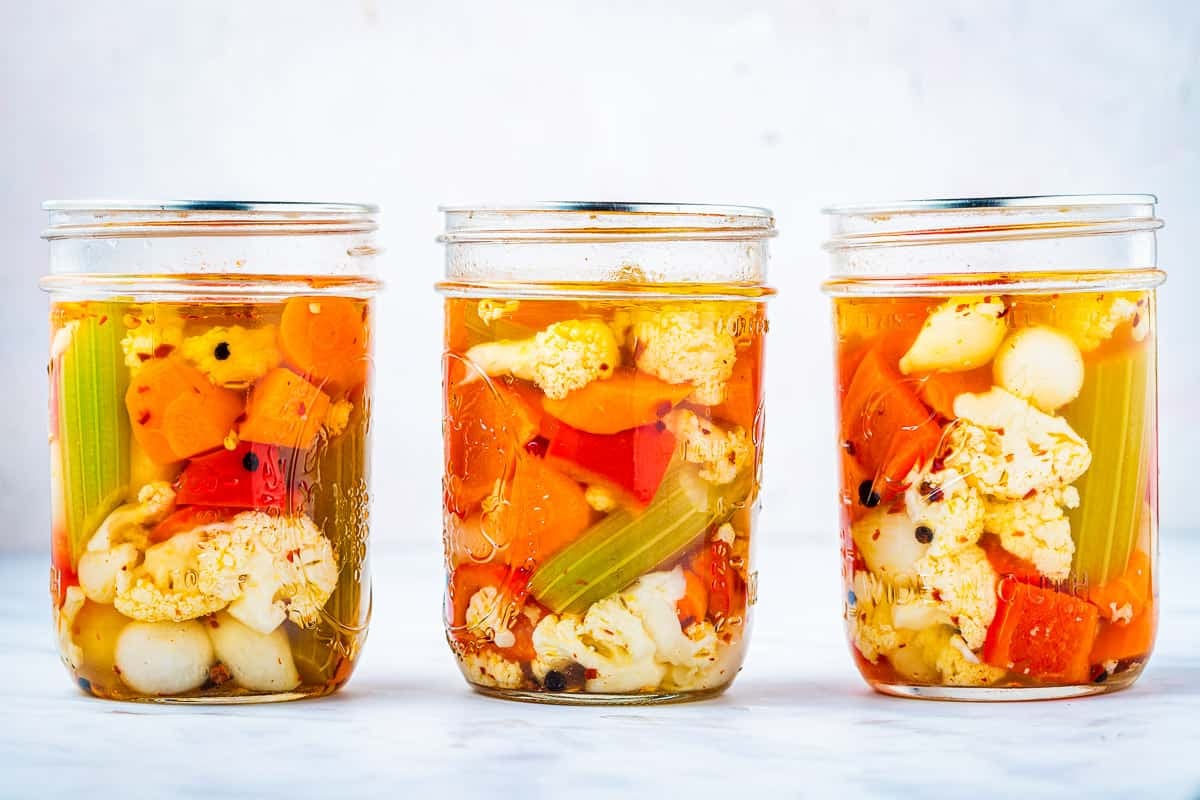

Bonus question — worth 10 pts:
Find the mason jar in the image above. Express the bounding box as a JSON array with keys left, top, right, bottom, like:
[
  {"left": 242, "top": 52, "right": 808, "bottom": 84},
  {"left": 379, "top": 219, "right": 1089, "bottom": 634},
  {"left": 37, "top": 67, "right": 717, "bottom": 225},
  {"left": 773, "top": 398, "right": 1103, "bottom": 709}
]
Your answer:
[
  {"left": 41, "top": 200, "right": 378, "bottom": 702},
  {"left": 437, "top": 202, "right": 774, "bottom": 704},
  {"left": 823, "top": 195, "right": 1164, "bottom": 700}
]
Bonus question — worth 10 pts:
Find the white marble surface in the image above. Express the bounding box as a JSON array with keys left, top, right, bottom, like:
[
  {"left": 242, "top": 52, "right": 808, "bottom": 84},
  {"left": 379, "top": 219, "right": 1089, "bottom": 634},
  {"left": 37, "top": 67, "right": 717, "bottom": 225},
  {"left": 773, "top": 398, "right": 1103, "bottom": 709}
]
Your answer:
[{"left": 1, "top": 531, "right": 1197, "bottom": 799}]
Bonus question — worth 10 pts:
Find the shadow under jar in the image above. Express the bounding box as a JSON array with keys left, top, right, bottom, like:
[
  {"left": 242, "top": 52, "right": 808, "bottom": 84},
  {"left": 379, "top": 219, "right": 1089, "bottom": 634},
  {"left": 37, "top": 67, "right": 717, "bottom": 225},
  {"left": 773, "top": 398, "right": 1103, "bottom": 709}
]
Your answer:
[
  {"left": 437, "top": 203, "right": 775, "bottom": 704},
  {"left": 41, "top": 201, "right": 379, "bottom": 703},
  {"left": 824, "top": 195, "right": 1165, "bottom": 701}
]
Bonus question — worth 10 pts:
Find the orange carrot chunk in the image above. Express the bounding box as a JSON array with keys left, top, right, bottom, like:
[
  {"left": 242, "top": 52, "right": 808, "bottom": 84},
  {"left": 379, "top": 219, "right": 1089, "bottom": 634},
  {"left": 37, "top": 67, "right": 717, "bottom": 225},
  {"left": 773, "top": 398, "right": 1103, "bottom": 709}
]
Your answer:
[
  {"left": 1090, "top": 605, "right": 1157, "bottom": 664},
  {"left": 983, "top": 578, "right": 1100, "bottom": 683},
  {"left": 1087, "top": 549, "right": 1152, "bottom": 622},
  {"left": 239, "top": 367, "right": 332, "bottom": 449},
  {"left": 279, "top": 297, "right": 370, "bottom": 393},
  {"left": 541, "top": 368, "right": 692, "bottom": 435},
  {"left": 125, "top": 356, "right": 244, "bottom": 464},
  {"left": 493, "top": 453, "right": 591, "bottom": 567},
  {"left": 676, "top": 568, "right": 709, "bottom": 625}
]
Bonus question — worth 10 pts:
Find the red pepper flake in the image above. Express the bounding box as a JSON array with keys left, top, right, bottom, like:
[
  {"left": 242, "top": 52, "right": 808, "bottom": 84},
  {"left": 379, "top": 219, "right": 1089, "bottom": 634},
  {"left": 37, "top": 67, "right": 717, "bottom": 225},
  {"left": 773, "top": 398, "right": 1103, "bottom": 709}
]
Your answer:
[
  {"left": 137, "top": 353, "right": 152, "bottom": 362},
  {"left": 1023, "top": 488, "right": 1038, "bottom": 499},
  {"left": 655, "top": 400, "right": 673, "bottom": 418},
  {"left": 136, "top": 385, "right": 150, "bottom": 394},
  {"left": 956, "top": 304, "right": 969, "bottom": 312},
  {"left": 153, "top": 344, "right": 175, "bottom": 358},
  {"left": 98, "top": 315, "right": 108, "bottom": 325},
  {"left": 297, "top": 402, "right": 307, "bottom": 416},
  {"left": 584, "top": 668, "right": 599, "bottom": 680},
  {"left": 931, "top": 589, "right": 944, "bottom": 602},
  {"left": 599, "top": 362, "right": 610, "bottom": 372},
  {"left": 1012, "top": 530, "right": 1026, "bottom": 538},
  {"left": 872, "top": 529, "right": 881, "bottom": 541},
  {"left": 137, "top": 411, "right": 151, "bottom": 425},
  {"left": 1132, "top": 313, "right": 1142, "bottom": 327}
]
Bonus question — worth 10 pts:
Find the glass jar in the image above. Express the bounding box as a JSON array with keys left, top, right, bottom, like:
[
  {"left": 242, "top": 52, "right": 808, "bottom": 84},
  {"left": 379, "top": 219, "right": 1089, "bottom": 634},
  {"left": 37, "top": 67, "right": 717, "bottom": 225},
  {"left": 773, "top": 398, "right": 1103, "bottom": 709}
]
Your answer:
[
  {"left": 823, "top": 195, "right": 1164, "bottom": 700},
  {"left": 41, "top": 200, "right": 379, "bottom": 702},
  {"left": 437, "top": 202, "right": 774, "bottom": 704}
]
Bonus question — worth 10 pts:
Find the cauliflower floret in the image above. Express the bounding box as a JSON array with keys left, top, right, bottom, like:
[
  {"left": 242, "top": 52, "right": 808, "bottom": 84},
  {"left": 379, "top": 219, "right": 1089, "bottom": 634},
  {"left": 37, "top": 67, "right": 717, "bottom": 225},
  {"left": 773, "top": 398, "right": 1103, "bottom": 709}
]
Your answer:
[
  {"left": 898, "top": 626, "right": 1006, "bottom": 686},
  {"left": 200, "top": 512, "right": 339, "bottom": 634},
  {"left": 847, "top": 570, "right": 902, "bottom": 663},
  {"left": 464, "top": 319, "right": 619, "bottom": 400},
  {"left": 78, "top": 482, "right": 177, "bottom": 604},
  {"left": 121, "top": 310, "right": 184, "bottom": 374},
  {"left": 114, "top": 529, "right": 230, "bottom": 623},
  {"left": 461, "top": 649, "right": 527, "bottom": 689},
  {"left": 465, "top": 587, "right": 517, "bottom": 649},
  {"left": 713, "top": 522, "right": 736, "bottom": 547},
  {"left": 948, "top": 388, "right": 1092, "bottom": 499},
  {"left": 899, "top": 296, "right": 1008, "bottom": 375},
  {"left": 984, "top": 486, "right": 1079, "bottom": 581},
  {"left": 915, "top": 545, "right": 998, "bottom": 650},
  {"left": 1032, "top": 292, "right": 1148, "bottom": 352},
  {"left": 664, "top": 408, "right": 752, "bottom": 484},
  {"left": 532, "top": 567, "right": 724, "bottom": 693},
  {"left": 56, "top": 586, "right": 87, "bottom": 670},
  {"left": 476, "top": 299, "right": 519, "bottom": 324},
  {"left": 584, "top": 484, "right": 619, "bottom": 513},
  {"left": 180, "top": 325, "right": 282, "bottom": 388},
  {"left": 631, "top": 306, "right": 741, "bottom": 405},
  {"left": 903, "top": 466, "right": 986, "bottom": 558}
]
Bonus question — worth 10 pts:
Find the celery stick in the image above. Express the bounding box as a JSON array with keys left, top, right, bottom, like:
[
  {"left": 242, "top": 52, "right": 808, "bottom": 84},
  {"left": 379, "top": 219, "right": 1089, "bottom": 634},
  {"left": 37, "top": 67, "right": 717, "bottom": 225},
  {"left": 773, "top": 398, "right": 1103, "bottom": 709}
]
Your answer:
[
  {"left": 1064, "top": 345, "right": 1153, "bottom": 585},
  {"left": 292, "top": 397, "right": 372, "bottom": 684},
  {"left": 56, "top": 305, "right": 131, "bottom": 564},
  {"left": 529, "top": 461, "right": 750, "bottom": 615}
]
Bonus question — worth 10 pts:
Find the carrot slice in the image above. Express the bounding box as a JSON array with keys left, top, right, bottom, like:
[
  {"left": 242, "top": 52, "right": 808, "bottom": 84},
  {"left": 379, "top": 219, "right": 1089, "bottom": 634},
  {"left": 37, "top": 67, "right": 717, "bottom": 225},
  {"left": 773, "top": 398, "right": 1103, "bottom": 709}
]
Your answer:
[
  {"left": 444, "top": 376, "right": 544, "bottom": 515},
  {"left": 915, "top": 366, "right": 994, "bottom": 420},
  {"left": 493, "top": 453, "right": 591, "bottom": 567},
  {"left": 239, "top": 367, "right": 332, "bottom": 449},
  {"left": 279, "top": 297, "right": 370, "bottom": 393},
  {"left": 1088, "top": 550, "right": 1152, "bottom": 622},
  {"left": 1090, "top": 602, "right": 1156, "bottom": 664},
  {"left": 542, "top": 368, "right": 692, "bottom": 435},
  {"left": 983, "top": 578, "right": 1099, "bottom": 683},
  {"left": 840, "top": 345, "right": 941, "bottom": 499},
  {"left": 676, "top": 568, "right": 709, "bottom": 626},
  {"left": 125, "top": 356, "right": 244, "bottom": 464}
]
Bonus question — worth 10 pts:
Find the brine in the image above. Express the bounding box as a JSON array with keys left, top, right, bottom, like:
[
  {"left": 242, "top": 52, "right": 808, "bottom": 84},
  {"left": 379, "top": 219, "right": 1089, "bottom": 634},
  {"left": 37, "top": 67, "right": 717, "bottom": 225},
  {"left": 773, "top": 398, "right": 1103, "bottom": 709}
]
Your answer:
[
  {"left": 835, "top": 289, "right": 1157, "bottom": 697},
  {"left": 442, "top": 293, "right": 765, "bottom": 702},
  {"left": 49, "top": 296, "right": 373, "bottom": 701}
]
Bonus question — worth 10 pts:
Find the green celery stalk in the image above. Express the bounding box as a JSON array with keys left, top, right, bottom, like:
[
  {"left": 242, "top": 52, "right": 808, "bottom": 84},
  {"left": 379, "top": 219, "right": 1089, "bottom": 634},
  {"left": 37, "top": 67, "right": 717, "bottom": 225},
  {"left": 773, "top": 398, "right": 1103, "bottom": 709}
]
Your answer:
[
  {"left": 1064, "top": 345, "right": 1153, "bottom": 585},
  {"left": 56, "top": 305, "right": 131, "bottom": 564},
  {"left": 291, "top": 396, "right": 373, "bottom": 684},
  {"left": 529, "top": 461, "right": 751, "bottom": 615}
]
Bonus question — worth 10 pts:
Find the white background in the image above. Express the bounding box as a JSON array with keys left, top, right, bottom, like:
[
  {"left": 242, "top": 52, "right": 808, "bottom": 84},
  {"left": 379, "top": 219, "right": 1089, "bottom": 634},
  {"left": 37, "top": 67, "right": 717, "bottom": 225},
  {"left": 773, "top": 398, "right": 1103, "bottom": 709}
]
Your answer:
[{"left": 1, "top": 0, "right": 1198, "bottom": 554}]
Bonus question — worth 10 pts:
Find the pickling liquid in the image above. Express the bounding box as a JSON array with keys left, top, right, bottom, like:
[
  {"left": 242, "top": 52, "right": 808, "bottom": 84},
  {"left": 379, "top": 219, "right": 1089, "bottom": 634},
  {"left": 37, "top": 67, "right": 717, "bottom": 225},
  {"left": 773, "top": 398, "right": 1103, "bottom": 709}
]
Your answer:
[
  {"left": 49, "top": 297, "right": 372, "bottom": 701},
  {"left": 834, "top": 289, "right": 1157, "bottom": 698},
  {"left": 442, "top": 293, "right": 765, "bottom": 702}
]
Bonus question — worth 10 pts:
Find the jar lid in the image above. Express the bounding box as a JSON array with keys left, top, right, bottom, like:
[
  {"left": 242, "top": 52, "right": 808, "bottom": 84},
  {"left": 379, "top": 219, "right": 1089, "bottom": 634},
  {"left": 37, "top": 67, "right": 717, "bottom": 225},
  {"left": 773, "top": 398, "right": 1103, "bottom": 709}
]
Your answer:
[
  {"left": 42, "top": 200, "right": 378, "bottom": 240},
  {"left": 439, "top": 202, "right": 775, "bottom": 243}
]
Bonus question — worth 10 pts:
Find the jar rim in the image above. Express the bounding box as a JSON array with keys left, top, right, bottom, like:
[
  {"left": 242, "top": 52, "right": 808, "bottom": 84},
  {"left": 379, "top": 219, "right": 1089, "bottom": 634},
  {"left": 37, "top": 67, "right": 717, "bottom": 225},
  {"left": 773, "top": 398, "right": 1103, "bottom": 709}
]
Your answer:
[
  {"left": 823, "top": 194, "right": 1157, "bottom": 215},
  {"left": 439, "top": 201, "right": 776, "bottom": 244},
  {"left": 41, "top": 199, "right": 379, "bottom": 240}
]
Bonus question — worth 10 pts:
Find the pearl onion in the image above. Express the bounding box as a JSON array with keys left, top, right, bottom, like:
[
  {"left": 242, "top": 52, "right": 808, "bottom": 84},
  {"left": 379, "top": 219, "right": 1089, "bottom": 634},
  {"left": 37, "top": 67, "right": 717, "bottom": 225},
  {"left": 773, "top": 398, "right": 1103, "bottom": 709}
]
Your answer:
[
  {"left": 993, "top": 326, "right": 1084, "bottom": 412},
  {"left": 115, "top": 621, "right": 213, "bottom": 696}
]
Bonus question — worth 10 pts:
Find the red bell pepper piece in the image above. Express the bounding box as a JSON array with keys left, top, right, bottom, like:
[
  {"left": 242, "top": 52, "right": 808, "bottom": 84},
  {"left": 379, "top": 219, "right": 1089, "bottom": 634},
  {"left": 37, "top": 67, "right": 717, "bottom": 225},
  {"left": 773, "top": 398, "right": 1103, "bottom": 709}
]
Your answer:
[
  {"left": 542, "top": 418, "right": 677, "bottom": 509},
  {"left": 982, "top": 577, "right": 1100, "bottom": 683},
  {"left": 840, "top": 345, "right": 940, "bottom": 501},
  {"left": 149, "top": 506, "right": 241, "bottom": 544},
  {"left": 175, "top": 442, "right": 292, "bottom": 512}
]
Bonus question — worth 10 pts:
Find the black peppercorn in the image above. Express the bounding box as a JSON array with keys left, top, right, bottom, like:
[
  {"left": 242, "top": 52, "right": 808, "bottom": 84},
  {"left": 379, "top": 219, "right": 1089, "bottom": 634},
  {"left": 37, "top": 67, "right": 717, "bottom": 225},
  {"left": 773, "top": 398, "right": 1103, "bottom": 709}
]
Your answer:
[
  {"left": 857, "top": 480, "right": 881, "bottom": 508},
  {"left": 242, "top": 451, "right": 260, "bottom": 472},
  {"left": 543, "top": 670, "right": 567, "bottom": 692},
  {"left": 214, "top": 341, "right": 231, "bottom": 361},
  {"left": 914, "top": 525, "right": 934, "bottom": 544}
]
